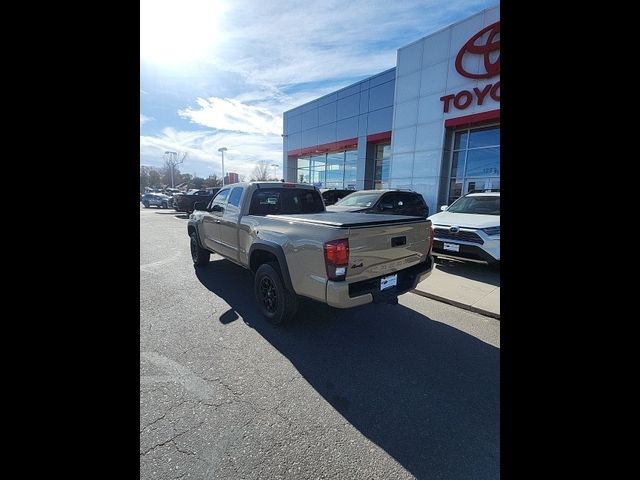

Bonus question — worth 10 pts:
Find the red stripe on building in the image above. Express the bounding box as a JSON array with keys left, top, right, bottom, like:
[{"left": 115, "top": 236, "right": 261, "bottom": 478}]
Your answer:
[
  {"left": 367, "top": 131, "right": 392, "bottom": 143},
  {"left": 444, "top": 109, "right": 500, "bottom": 128},
  {"left": 287, "top": 137, "right": 358, "bottom": 157}
]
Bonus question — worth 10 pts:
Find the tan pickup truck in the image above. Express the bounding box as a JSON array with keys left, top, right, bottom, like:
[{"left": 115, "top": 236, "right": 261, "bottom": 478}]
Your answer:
[{"left": 187, "top": 182, "right": 434, "bottom": 324}]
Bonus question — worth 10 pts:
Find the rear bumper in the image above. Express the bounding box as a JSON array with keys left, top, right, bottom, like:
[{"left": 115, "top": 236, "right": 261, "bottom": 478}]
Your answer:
[
  {"left": 326, "top": 255, "right": 434, "bottom": 308},
  {"left": 432, "top": 240, "right": 499, "bottom": 264}
]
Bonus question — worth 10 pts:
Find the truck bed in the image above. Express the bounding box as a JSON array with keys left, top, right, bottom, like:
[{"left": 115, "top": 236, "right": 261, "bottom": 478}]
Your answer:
[{"left": 263, "top": 212, "right": 426, "bottom": 228}]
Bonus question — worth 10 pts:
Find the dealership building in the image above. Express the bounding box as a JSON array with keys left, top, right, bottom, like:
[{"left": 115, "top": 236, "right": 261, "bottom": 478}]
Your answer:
[{"left": 282, "top": 5, "right": 499, "bottom": 212}]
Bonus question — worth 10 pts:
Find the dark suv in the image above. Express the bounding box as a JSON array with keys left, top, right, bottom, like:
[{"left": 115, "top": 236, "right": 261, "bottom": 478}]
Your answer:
[
  {"left": 320, "top": 189, "right": 356, "bottom": 206},
  {"left": 325, "top": 189, "right": 429, "bottom": 217}
]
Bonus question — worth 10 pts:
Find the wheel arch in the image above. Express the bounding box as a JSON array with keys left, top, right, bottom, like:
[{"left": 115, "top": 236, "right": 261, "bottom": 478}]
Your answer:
[
  {"left": 187, "top": 223, "right": 204, "bottom": 248},
  {"left": 248, "top": 242, "right": 295, "bottom": 294}
]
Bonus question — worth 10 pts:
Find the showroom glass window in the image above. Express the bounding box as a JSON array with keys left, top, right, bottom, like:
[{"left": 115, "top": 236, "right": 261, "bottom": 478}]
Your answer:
[
  {"left": 374, "top": 143, "right": 391, "bottom": 189},
  {"left": 295, "top": 149, "right": 357, "bottom": 189},
  {"left": 448, "top": 125, "right": 500, "bottom": 205}
]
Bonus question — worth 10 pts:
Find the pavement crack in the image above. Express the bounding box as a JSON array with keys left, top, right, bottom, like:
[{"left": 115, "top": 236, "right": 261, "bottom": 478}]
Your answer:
[
  {"left": 140, "top": 421, "right": 202, "bottom": 457},
  {"left": 140, "top": 393, "right": 187, "bottom": 434}
]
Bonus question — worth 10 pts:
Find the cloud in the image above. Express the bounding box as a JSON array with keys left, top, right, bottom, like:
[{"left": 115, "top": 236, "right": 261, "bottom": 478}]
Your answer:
[
  {"left": 140, "top": 127, "right": 283, "bottom": 180},
  {"left": 179, "top": 97, "right": 282, "bottom": 135},
  {"left": 140, "top": 114, "right": 153, "bottom": 126},
  {"left": 140, "top": 0, "right": 496, "bottom": 180},
  {"left": 213, "top": 0, "right": 491, "bottom": 87}
]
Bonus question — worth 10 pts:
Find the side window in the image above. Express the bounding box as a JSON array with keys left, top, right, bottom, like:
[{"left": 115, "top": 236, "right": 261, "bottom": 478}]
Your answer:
[
  {"left": 228, "top": 187, "right": 243, "bottom": 208},
  {"left": 397, "top": 193, "right": 414, "bottom": 209},
  {"left": 379, "top": 193, "right": 395, "bottom": 210},
  {"left": 400, "top": 193, "right": 426, "bottom": 215},
  {"left": 210, "top": 189, "right": 230, "bottom": 212}
]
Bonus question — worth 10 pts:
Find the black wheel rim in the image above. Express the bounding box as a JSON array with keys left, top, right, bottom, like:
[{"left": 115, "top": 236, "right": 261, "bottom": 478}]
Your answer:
[{"left": 259, "top": 276, "right": 278, "bottom": 313}]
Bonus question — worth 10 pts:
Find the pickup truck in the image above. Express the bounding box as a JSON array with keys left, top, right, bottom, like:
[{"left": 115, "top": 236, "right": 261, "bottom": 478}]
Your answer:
[
  {"left": 175, "top": 188, "right": 220, "bottom": 214},
  {"left": 187, "top": 182, "right": 434, "bottom": 324}
]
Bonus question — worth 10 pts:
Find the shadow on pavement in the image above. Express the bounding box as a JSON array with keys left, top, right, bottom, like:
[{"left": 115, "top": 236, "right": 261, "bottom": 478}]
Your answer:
[
  {"left": 434, "top": 258, "right": 500, "bottom": 287},
  {"left": 195, "top": 258, "right": 499, "bottom": 479},
  {"left": 146, "top": 210, "right": 190, "bottom": 219}
]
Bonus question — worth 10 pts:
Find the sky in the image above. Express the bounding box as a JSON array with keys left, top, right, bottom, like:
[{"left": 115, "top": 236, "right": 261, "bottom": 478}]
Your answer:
[{"left": 140, "top": 0, "right": 498, "bottom": 182}]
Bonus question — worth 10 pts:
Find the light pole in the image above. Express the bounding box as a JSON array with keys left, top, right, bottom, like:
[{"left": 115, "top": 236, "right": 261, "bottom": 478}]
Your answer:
[
  {"left": 218, "top": 147, "right": 227, "bottom": 186},
  {"left": 281, "top": 134, "right": 288, "bottom": 182},
  {"left": 270, "top": 163, "right": 279, "bottom": 180}
]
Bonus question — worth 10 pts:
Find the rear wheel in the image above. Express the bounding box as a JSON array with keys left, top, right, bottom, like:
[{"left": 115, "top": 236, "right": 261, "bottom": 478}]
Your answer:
[
  {"left": 190, "top": 232, "right": 210, "bottom": 266},
  {"left": 254, "top": 262, "right": 298, "bottom": 325},
  {"left": 161, "top": 201, "right": 168, "bottom": 209}
]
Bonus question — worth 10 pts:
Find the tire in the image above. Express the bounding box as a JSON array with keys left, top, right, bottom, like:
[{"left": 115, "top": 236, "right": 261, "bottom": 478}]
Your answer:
[
  {"left": 143, "top": 201, "right": 150, "bottom": 208},
  {"left": 190, "top": 232, "right": 210, "bottom": 267},
  {"left": 254, "top": 262, "right": 298, "bottom": 325},
  {"left": 162, "top": 201, "right": 168, "bottom": 209}
]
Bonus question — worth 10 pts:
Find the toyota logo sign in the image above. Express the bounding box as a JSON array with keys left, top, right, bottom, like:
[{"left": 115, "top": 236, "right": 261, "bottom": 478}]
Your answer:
[{"left": 455, "top": 21, "right": 500, "bottom": 79}]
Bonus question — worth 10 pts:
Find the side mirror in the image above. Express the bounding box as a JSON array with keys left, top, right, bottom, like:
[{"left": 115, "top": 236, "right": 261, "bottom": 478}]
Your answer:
[
  {"left": 440, "top": 205, "right": 448, "bottom": 211},
  {"left": 193, "top": 201, "right": 208, "bottom": 211},
  {"left": 211, "top": 204, "right": 224, "bottom": 212}
]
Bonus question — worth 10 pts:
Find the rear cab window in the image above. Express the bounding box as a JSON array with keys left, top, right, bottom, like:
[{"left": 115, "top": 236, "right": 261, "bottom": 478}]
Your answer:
[{"left": 249, "top": 188, "right": 324, "bottom": 215}]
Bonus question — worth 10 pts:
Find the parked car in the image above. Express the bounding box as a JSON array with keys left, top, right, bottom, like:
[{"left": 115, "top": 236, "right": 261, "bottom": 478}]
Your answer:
[
  {"left": 188, "top": 182, "right": 434, "bottom": 324},
  {"left": 326, "top": 189, "right": 429, "bottom": 218},
  {"left": 141, "top": 193, "right": 173, "bottom": 209},
  {"left": 428, "top": 190, "right": 500, "bottom": 265},
  {"left": 320, "top": 188, "right": 356, "bottom": 206},
  {"left": 174, "top": 188, "right": 220, "bottom": 214}
]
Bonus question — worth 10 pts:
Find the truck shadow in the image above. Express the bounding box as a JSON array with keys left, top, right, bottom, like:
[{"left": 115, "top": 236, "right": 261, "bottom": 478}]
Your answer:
[
  {"left": 434, "top": 258, "right": 500, "bottom": 286},
  {"left": 195, "top": 257, "right": 499, "bottom": 479}
]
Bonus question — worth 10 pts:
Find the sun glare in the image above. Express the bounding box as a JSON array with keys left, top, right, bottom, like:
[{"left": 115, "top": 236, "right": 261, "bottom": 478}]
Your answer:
[{"left": 140, "top": 0, "right": 225, "bottom": 67}]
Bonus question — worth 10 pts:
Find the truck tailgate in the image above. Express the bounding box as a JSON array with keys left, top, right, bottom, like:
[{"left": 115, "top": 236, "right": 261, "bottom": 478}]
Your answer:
[
  {"left": 263, "top": 212, "right": 431, "bottom": 286},
  {"left": 346, "top": 219, "right": 430, "bottom": 283}
]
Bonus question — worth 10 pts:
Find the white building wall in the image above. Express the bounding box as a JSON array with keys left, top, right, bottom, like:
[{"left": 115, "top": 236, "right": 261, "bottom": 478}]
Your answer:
[{"left": 390, "top": 5, "right": 500, "bottom": 213}]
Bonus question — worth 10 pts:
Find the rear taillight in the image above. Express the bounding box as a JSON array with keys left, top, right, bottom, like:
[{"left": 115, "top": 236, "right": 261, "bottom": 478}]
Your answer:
[
  {"left": 428, "top": 225, "right": 434, "bottom": 253},
  {"left": 324, "top": 238, "right": 349, "bottom": 281}
]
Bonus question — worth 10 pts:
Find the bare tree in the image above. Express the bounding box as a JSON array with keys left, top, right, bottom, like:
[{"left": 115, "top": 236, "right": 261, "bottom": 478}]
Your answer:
[
  {"left": 163, "top": 151, "right": 188, "bottom": 187},
  {"left": 250, "top": 160, "right": 271, "bottom": 181}
]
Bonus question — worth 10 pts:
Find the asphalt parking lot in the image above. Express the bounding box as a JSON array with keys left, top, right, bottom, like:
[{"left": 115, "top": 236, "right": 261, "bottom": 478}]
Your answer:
[{"left": 140, "top": 205, "right": 500, "bottom": 479}]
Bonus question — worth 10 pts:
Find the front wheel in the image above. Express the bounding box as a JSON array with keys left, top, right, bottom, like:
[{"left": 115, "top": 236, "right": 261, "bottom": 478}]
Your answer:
[
  {"left": 142, "top": 201, "right": 150, "bottom": 208},
  {"left": 161, "top": 201, "right": 168, "bottom": 209},
  {"left": 190, "top": 232, "right": 210, "bottom": 266},
  {"left": 254, "top": 262, "right": 298, "bottom": 325}
]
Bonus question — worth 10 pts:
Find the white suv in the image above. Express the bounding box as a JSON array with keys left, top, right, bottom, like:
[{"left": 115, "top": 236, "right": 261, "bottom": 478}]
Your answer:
[{"left": 427, "top": 191, "right": 500, "bottom": 265}]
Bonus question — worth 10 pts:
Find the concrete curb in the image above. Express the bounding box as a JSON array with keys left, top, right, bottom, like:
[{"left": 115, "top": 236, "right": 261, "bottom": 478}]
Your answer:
[{"left": 411, "top": 289, "right": 500, "bottom": 320}]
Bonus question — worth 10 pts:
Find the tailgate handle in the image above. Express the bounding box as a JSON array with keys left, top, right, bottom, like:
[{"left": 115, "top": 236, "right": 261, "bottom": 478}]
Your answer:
[{"left": 391, "top": 236, "right": 406, "bottom": 247}]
